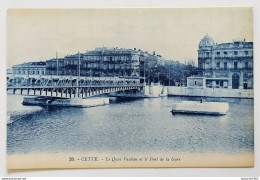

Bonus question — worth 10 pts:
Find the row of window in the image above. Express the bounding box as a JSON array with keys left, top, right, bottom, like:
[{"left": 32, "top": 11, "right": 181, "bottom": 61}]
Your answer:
[
  {"left": 202, "top": 50, "right": 252, "bottom": 58},
  {"left": 47, "top": 63, "right": 137, "bottom": 69},
  {"left": 14, "top": 70, "right": 45, "bottom": 75},
  {"left": 203, "top": 61, "right": 252, "bottom": 70},
  {"left": 216, "top": 51, "right": 249, "bottom": 56},
  {"left": 45, "top": 70, "right": 138, "bottom": 77},
  {"left": 47, "top": 60, "right": 139, "bottom": 68},
  {"left": 215, "top": 61, "right": 251, "bottom": 69},
  {"left": 85, "top": 56, "right": 133, "bottom": 61}
]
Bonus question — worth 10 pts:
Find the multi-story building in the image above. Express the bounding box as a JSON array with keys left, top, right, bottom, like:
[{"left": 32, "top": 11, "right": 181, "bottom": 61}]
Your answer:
[
  {"left": 12, "top": 61, "right": 46, "bottom": 75},
  {"left": 64, "top": 53, "right": 85, "bottom": 76},
  {"left": 83, "top": 47, "right": 141, "bottom": 78},
  {"left": 197, "top": 34, "right": 253, "bottom": 89},
  {"left": 83, "top": 47, "right": 161, "bottom": 80},
  {"left": 46, "top": 58, "right": 65, "bottom": 75}
]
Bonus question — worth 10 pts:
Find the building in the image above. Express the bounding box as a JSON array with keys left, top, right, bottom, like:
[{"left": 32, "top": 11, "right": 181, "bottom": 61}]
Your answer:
[
  {"left": 197, "top": 34, "right": 253, "bottom": 89},
  {"left": 12, "top": 47, "right": 162, "bottom": 83},
  {"left": 187, "top": 76, "right": 206, "bottom": 89},
  {"left": 83, "top": 47, "right": 161, "bottom": 81},
  {"left": 12, "top": 61, "right": 46, "bottom": 75},
  {"left": 83, "top": 47, "right": 141, "bottom": 78},
  {"left": 46, "top": 58, "right": 65, "bottom": 75}
]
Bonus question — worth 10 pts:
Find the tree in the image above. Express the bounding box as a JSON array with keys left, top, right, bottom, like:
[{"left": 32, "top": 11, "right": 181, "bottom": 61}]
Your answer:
[{"left": 155, "top": 60, "right": 198, "bottom": 86}]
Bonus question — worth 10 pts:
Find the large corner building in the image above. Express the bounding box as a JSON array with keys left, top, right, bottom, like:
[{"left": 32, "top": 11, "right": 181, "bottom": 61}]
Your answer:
[{"left": 197, "top": 34, "right": 253, "bottom": 89}]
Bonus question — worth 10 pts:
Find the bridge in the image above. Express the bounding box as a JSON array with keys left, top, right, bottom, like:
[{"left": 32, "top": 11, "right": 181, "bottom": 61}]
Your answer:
[{"left": 7, "top": 74, "right": 144, "bottom": 99}]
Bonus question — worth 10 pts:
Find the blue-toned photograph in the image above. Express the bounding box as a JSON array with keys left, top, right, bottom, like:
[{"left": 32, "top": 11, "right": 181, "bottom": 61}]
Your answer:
[{"left": 6, "top": 8, "right": 254, "bottom": 169}]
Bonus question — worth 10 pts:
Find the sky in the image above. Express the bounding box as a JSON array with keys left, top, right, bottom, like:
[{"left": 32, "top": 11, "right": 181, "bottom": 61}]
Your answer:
[{"left": 6, "top": 8, "right": 253, "bottom": 68}]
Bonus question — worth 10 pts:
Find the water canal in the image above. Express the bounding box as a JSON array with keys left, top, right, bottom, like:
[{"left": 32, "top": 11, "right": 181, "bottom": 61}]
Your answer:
[{"left": 7, "top": 95, "right": 254, "bottom": 155}]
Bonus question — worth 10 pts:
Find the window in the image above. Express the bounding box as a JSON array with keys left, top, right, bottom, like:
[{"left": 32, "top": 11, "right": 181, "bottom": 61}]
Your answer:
[
  {"left": 110, "top": 57, "right": 113, "bottom": 61},
  {"left": 234, "top": 62, "right": 238, "bottom": 70},
  {"left": 217, "top": 52, "right": 220, "bottom": 56},
  {"left": 224, "top": 62, "right": 227, "bottom": 70},
  {"left": 245, "top": 62, "right": 248, "bottom": 69},
  {"left": 199, "top": 63, "right": 203, "bottom": 69},
  {"left": 205, "top": 63, "right": 209, "bottom": 69},
  {"left": 224, "top": 52, "right": 227, "bottom": 56},
  {"left": 234, "top": 51, "right": 238, "bottom": 55},
  {"left": 206, "top": 52, "right": 209, "bottom": 58},
  {"left": 245, "top": 51, "right": 248, "bottom": 55},
  {"left": 217, "top": 62, "right": 220, "bottom": 69},
  {"left": 194, "top": 81, "right": 197, "bottom": 86}
]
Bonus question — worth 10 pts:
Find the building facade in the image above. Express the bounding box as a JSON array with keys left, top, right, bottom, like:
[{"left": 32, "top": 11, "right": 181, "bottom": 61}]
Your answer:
[
  {"left": 198, "top": 34, "right": 253, "bottom": 89},
  {"left": 12, "top": 62, "right": 46, "bottom": 75},
  {"left": 83, "top": 47, "right": 142, "bottom": 78},
  {"left": 46, "top": 58, "right": 65, "bottom": 75}
]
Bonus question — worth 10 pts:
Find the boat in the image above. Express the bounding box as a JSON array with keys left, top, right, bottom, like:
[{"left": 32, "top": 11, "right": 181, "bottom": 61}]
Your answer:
[{"left": 171, "top": 100, "right": 229, "bottom": 115}]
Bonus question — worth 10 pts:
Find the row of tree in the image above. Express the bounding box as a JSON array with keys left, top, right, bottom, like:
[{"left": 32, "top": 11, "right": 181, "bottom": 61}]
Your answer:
[{"left": 144, "top": 59, "right": 198, "bottom": 86}]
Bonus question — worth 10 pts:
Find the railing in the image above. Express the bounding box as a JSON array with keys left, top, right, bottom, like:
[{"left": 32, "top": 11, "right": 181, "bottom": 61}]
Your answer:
[{"left": 7, "top": 82, "right": 144, "bottom": 89}]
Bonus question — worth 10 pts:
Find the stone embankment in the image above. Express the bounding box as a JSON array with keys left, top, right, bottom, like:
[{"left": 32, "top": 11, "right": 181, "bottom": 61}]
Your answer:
[{"left": 167, "top": 86, "right": 253, "bottom": 98}]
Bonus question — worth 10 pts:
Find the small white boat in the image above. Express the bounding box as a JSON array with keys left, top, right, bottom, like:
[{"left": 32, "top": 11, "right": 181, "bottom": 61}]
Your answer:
[{"left": 171, "top": 101, "right": 229, "bottom": 115}]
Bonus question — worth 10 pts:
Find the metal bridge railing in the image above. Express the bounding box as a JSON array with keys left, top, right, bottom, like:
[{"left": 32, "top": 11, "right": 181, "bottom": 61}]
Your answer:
[{"left": 7, "top": 82, "right": 145, "bottom": 89}]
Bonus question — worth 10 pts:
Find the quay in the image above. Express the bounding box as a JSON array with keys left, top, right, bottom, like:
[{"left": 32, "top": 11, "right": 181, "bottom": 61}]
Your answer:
[{"left": 167, "top": 86, "right": 254, "bottom": 99}]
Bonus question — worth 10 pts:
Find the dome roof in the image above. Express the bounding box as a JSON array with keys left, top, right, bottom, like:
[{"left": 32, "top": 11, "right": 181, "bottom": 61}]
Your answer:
[{"left": 199, "top": 34, "right": 215, "bottom": 47}]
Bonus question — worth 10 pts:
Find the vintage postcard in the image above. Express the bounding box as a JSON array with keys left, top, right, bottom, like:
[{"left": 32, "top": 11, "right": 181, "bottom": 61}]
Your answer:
[{"left": 6, "top": 8, "right": 254, "bottom": 169}]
